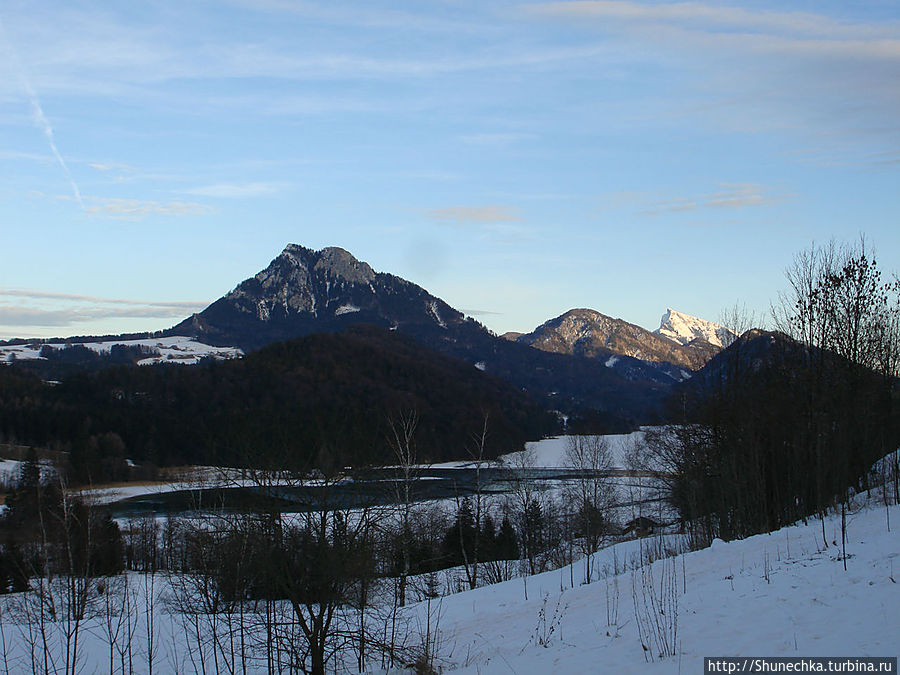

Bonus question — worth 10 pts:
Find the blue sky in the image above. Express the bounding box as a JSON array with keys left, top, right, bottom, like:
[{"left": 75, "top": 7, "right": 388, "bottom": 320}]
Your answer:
[{"left": 1, "top": 1, "right": 898, "bottom": 340}]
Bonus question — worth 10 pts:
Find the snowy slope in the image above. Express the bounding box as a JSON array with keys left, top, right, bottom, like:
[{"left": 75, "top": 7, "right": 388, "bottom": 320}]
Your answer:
[
  {"left": 424, "top": 498, "right": 899, "bottom": 673},
  {"left": 0, "top": 497, "right": 892, "bottom": 674},
  {"left": 0, "top": 335, "right": 242, "bottom": 366},
  {"left": 654, "top": 308, "right": 736, "bottom": 348}
]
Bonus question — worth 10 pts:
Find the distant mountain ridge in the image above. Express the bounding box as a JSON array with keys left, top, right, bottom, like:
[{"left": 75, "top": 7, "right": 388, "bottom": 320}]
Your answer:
[
  {"left": 167, "top": 243, "right": 678, "bottom": 427},
  {"left": 512, "top": 308, "right": 723, "bottom": 371},
  {"left": 2, "top": 243, "right": 736, "bottom": 429}
]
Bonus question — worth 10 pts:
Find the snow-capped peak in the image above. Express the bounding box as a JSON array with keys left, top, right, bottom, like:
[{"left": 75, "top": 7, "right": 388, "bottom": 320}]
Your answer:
[{"left": 654, "top": 308, "right": 736, "bottom": 348}]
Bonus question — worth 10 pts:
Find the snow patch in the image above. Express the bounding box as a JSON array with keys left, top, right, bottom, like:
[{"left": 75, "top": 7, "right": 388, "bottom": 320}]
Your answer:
[
  {"left": 428, "top": 300, "right": 447, "bottom": 328},
  {"left": 334, "top": 303, "right": 360, "bottom": 316},
  {"left": 605, "top": 355, "right": 620, "bottom": 368},
  {"left": 0, "top": 459, "right": 23, "bottom": 486}
]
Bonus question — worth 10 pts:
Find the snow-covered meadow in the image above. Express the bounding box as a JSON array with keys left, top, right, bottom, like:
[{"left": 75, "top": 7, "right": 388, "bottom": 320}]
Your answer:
[
  {"left": 1, "top": 430, "right": 896, "bottom": 674},
  {"left": 423, "top": 494, "right": 899, "bottom": 674},
  {"left": 0, "top": 336, "right": 242, "bottom": 366},
  {"left": 0, "top": 491, "right": 895, "bottom": 673}
]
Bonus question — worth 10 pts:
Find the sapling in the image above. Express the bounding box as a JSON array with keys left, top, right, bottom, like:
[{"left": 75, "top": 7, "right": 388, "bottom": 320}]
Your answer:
[
  {"left": 605, "top": 577, "right": 620, "bottom": 633},
  {"left": 630, "top": 555, "right": 679, "bottom": 661}
]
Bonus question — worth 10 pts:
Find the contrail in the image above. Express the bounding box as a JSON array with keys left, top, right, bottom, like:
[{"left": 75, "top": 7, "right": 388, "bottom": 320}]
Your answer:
[
  {"left": 21, "top": 79, "right": 85, "bottom": 210},
  {"left": 0, "top": 18, "right": 85, "bottom": 212}
]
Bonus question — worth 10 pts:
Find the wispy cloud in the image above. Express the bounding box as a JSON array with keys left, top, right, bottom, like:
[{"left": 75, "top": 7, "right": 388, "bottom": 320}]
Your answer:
[
  {"left": 0, "top": 305, "right": 195, "bottom": 328},
  {"left": 222, "top": 0, "right": 491, "bottom": 36},
  {"left": 0, "top": 289, "right": 203, "bottom": 310},
  {"left": 181, "top": 182, "right": 282, "bottom": 198},
  {"left": 0, "top": 289, "right": 207, "bottom": 330},
  {"left": 86, "top": 198, "right": 213, "bottom": 218},
  {"left": 640, "top": 184, "right": 795, "bottom": 216},
  {"left": 0, "top": 7, "right": 613, "bottom": 102},
  {"left": 37, "top": 194, "right": 214, "bottom": 219},
  {"left": 526, "top": 2, "right": 899, "bottom": 39},
  {"left": 423, "top": 205, "right": 523, "bottom": 225},
  {"left": 87, "top": 161, "right": 135, "bottom": 173},
  {"left": 866, "top": 150, "right": 900, "bottom": 167},
  {"left": 0, "top": 149, "right": 53, "bottom": 163},
  {"left": 525, "top": 1, "right": 900, "bottom": 144},
  {"left": 786, "top": 147, "right": 900, "bottom": 170}
]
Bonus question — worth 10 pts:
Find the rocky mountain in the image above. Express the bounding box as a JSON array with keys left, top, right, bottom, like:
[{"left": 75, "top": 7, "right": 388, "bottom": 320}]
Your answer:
[
  {"left": 512, "top": 308, "right": 721, "bottom": 371},
  {"left": 170, "top": 244, "right": 466, "bottom": 349},
  {"left": 654, "top": 308, "right": 737, "bottom": 348},
  {"left": 168, "top": 244, "right": 677, "bottom": 427}
]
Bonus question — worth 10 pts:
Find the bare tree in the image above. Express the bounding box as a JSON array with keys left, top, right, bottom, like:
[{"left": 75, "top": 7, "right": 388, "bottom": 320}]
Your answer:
[
  {"left": 564, "top": 435, "right": 617, "bottom": 583},
  {"left": 452, "top": 413, "right": 491, "bottom": 591},
  {"left": 507, "top": 446, "right": 543, "bottom": 576},
  {"left": 273, "top": 501, "right": 377, "bottom": 675},
  {"left": 98, "top": 573, "right": 130, "bottom": 675},
  {"left": 388, "top": 410, "right": 418, "bottom": 609},
  {"left": 719, "top": 301, "right": 762, "bottom": 346}
]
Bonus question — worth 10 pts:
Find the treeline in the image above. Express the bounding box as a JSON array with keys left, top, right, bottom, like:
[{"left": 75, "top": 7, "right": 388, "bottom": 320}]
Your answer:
[
  {"left": 6, "top": 343, "right": 162, "bottom": 380},
  {"left": 0, "top": 325, "right": 558, "bottom": 482},
  {"left": 651, "top": 239, "right": 900, "bottom": 545}
]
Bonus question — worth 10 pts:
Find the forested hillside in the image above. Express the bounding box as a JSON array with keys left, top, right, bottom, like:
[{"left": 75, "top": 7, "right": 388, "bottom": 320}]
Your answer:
[{"left": 0, "top": 325, "right": 557, "bottom": 482}]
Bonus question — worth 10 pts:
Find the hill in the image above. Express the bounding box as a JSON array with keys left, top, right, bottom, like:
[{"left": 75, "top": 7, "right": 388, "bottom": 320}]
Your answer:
[{"left": 0, "top": 325, "right": 558, "bottom": 476}]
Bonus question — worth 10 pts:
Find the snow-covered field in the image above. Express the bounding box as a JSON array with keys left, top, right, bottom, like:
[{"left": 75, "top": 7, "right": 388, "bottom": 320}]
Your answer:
[
  {"left": 0, "top": 335, "right": 242, "bottom": 366},
  {"left": 511, "top": 430, "right": 648, "bottom": 469},
  {"left": 0, "top": 493, "right": 894, "bottom": 673},
  {"left": 419, "top": 496, "right": 899, "bottom": 673},
  {"left": 4, "top": 432, "right": 894, "bottom": 673},
  {"left": 427, "top": 430, "right": 648, "bottom": 470}
]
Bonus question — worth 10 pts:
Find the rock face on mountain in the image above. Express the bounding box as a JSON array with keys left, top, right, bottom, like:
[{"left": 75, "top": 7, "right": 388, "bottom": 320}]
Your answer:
[
  {"left": 232, "top": 245, "right": 376, "bottom": 318},
  {"left": 170, "top": 244, "right": 465, "bottom": 349},
  {"left": 654, "top": 308, "right": 737, "bottom": 348},
  {"left": 515, "top": 308, "right": 721, "bottom": 371},
  {"left": 168, "top": 244, "right": 679, "bottom": 427}
]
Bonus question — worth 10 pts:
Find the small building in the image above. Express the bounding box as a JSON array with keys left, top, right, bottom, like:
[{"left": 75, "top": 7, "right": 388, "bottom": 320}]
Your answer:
[{"left": 622, "top": 516, "right": 662, "bottom": 538}]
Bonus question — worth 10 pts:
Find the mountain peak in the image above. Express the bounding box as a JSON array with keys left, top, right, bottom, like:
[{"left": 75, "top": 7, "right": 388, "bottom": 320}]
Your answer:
[
  {"left": 171, "top": 242, "right": 467, "bottom": 348},
  {"left": 276, "top": 244, "right": 375, "bottom": 284},
  {"left": 313, "top": 246, "right": 375, "bottom": 284},
  {"left": 654, "top": 308, "right": 736, "bottom": 348},
  {"left": 517, "top": 307, "right": 721, "bottom": 371}
]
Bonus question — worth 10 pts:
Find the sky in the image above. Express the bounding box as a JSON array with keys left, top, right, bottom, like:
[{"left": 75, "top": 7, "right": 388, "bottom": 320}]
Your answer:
[{"left": 1, "top": 0, "right": 898, "bottom": 340}]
